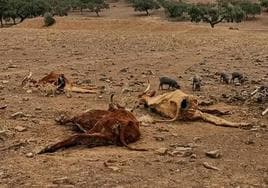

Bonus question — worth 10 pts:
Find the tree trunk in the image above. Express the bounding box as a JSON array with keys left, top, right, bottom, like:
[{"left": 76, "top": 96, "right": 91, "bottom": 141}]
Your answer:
[
  {"left": 12, "top": 18, "right": 16, "bottom": 25},
  {"left": 210, "top": 22, "right": 215, "bottom": 28},
  {"left": 145, "top": 9, "right": 150, "bottom": 16},
  {"left": 0, "top": 18, "right": 3, "bottom": 27},
  {"left": 96, "top": 11, "right": 100, "bottom": 17},
  {"left": 19, "top": 16, "right": 25, "bottom": 23}
]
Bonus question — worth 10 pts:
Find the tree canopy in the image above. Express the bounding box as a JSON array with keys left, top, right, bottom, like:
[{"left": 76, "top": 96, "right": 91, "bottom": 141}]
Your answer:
[{"left": 130, "top": 0, "right": 160, "bottom": 16}]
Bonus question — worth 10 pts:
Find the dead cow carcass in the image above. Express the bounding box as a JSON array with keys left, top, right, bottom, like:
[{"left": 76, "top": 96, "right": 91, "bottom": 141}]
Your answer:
[
  {"left": 21, "top": 71, "right": 97, "bottom": 94},
  {"left": 38, "top": 95, "right": 146, "bottom": 154},
  {"left": 138, "top": 84, "right": 249, "bottom": 128}
]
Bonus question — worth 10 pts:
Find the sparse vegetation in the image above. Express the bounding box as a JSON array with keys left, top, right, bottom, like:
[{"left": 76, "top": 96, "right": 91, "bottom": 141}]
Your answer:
[
  {"left": 164, "top": 0, "right": 189, "bottom": 19},
  {"left": 48, "top": 0, "right": 70, "bottom": 16},
  {"left": 43, "top": 12, "right": 55, "bottom": 26},
  {"left": 87, "top": 0, "right": 109, "bottom": 16},
  {"left": 70, "top": 0, "right": 109, "bottom": 16},
  {"left": 130, "top": 0, "right": 160, "bottom": 16},
  {"left": 238, "top": 0, "right": 261, "bottom": 19},
  {"left": 260, "top": 0, "right": 268, "bottom": 11}
]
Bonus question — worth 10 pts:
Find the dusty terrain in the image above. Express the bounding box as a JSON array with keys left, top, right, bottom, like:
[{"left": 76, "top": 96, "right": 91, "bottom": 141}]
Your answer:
[{"left": 0, "top": 1, "right": 268, "bottom": 188}]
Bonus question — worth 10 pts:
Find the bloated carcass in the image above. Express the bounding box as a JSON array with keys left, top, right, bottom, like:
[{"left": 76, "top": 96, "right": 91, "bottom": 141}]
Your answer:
[
  {"left": 21, "top": 71, "right": 97, "bottom": 94},
  {"left": 38, "top": 94, "right": 146, "bottom": 154},
  {"left": 138, "top": 83, "right": 249, "bottom": 128}
]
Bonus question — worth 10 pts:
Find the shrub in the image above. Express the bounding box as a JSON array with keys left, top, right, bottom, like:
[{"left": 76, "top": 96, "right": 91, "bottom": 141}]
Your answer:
[
  {"left": 130, "top": 0, "right": 160, "bottom": 16},
  {"left": 238, "top": 1, "right": 261, "bottom": 18},
  {"left": 259, "top": 0, "right": 268, "bottom": 11},
  {"left": 164, "top": 1, "right": 189, "bottom": 18},
  {"left": 87, "top": 0, "right": 109, "bottom": 16},
  {"left": 44, "top": 12, "right": 55, "bottom": 26}
]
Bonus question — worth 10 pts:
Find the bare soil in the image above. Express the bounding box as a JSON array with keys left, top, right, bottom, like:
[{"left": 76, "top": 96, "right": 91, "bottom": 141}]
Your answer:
[{"left": 0, "top": 1, "right": 267, "bottom": 188}]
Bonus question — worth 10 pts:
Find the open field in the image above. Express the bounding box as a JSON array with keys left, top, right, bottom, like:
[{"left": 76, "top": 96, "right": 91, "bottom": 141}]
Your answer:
[{"left": 0, "top": 1, "right": 268, "bottom": 187}]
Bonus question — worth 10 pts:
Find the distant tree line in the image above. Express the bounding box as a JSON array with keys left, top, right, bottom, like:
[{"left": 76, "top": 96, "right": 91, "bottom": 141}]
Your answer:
[
  {"left": 130, "top": 0, "right": 267, "bottom": 28},
  {"left": 0, "top": 0, "right": 267, "bottom": 28},
  {"left": 0, "top": 0, "right": 109, "bottom": 27}
]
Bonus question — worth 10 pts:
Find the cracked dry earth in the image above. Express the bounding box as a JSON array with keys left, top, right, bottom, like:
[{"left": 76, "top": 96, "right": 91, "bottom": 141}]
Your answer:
[{"left": 0, "top": 15, "right": 268, "bottom": 187}]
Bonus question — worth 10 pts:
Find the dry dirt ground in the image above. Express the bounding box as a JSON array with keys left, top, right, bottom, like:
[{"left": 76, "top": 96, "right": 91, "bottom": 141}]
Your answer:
[{"left": 0, "top": 1, "right": 268, "bottom": 188}]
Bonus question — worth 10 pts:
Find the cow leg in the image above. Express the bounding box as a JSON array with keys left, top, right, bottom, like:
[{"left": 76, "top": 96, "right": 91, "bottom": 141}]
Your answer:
[{"left": 38, "top": 133, "right": 113, "bottom": 154}]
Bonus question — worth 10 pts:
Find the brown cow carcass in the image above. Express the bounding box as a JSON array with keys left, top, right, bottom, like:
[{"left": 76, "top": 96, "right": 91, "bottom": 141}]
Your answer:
[{"left": 38, "top": 94, "right": 146, "bottom": 154}]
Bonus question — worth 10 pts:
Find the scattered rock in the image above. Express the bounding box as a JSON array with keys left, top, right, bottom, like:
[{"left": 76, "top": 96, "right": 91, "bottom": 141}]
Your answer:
[
  {"left": 35, "top": 107, "right": 42, "bottom": 111},
  {"left": 122, "top": 87, "right": 133, "bottom": 93},
  {"left": 66, "top": 92, "right": 72, "bottom": 98},
  {"left": 11, "top": 112, "right": 27, "bottom": 119},
  {"left": 26, "top": 152, "right": 34, "bottom": 158},
  {"left": 255, "top": 58, "right": 263, "bottom": 63},
  {"left": 245, "top": 138, "right": 254, "bottom": 145},
  {"left": 21, "top": 117, "right": 28, "bottom": 121},
  {"left": 146, "top": 70, "right": 154, "bottom": 75},
  {"left": 205, "top": 150, "right": 221, "bottom": 159},
  {"left": 52, "top": 177, "right": 73, "bottom": 185},
  {"left": 154, "top": 136, "right": 164, "bottom": 141},
  {"left": 26, "top": 89, "right": 32, "bottom": 94},
  {"left": 2, "top": 80, "right": 9, "bottom": 84},
  {"left": 155, "top": 148, "right": 168, "bottom": 155},
  {"left": 157, "top": 127, "right": 169, "bottom": 132},
  {"left": 0, "top": 105, "right": 7, "bottom": 110},
  {"left": 14, "top": 125, "right": 27, "bottom": 132},
  {"left": 108, "top": 166, "right": 120, "bottom": 172},
  {"left": 251, "top": 80, "right": 261, "bottom": 84},
  {"left": 190, "top": 154, "right": 197, "bottom": 159},
  {"left": 235, "top": 82, "right": 241, "bottom": 86},
  {"left": 221, "top": 94, "right": 229, "bottom": 98},
  {"left": 175, "top": 146, "right": 192, "bottom": 152},
  {"left": 200, "top": 61, "right": 206, "bottom": 65},
  {"left": 171, "top": 133, "right": 178, "bottom": 137},
  {"left": 176, "top": 159, "right": 187, "bottom": 165},
  {"left": 99, "top": 77, "right": 107, "bottom": 81},
  {"left": 120, "top": 68, "right": 128, "bottom": 73},
  {"left": 193, "top": 137, "right": 201, "bottom": 143},
  {"left": 229, "top": 27, "right": 239, "bottom": 30},
  {"left": 104, "top": 162, "right": 120, "bottom": 172},
  {"left": 22, "top": 97, "right": 29, "bottom": 101},
  {"left": 32, "top": 119, "right": 40, "bottom": 124},
  {"left": 0, "top": 85, "right": 4, "bottom": 90},
  {"left": 8, "top": 64, "right": 18, "bottom": 68},
  {"left": 106, "top": 159, "right": 117, "bottom": 163},
  {"left": 0, "top": 130, "right": 7, "bottom": 140},
  {"left": 170, "top": 146, "right": 192, "bottom": 157},
  {"left": 203, "top": 162, "right": 220, "bottom": 171}
]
